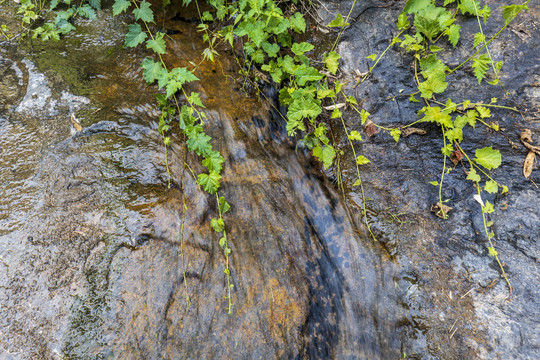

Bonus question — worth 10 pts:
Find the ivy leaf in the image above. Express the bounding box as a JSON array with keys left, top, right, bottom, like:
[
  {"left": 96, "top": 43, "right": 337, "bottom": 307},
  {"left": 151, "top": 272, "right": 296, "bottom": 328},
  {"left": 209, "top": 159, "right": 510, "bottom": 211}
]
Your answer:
[
  {"left": 390, "top": 129, "right": 401, "bottom": 143},
  {"left": 348, "top": 131, "right": 362, "bottom": 141},
  {"left": 403, "top": 0, "right": 434, "bottom": 14},
  {"left": 141, "top": 57, "right": 166, "bottom": 85},
  {"left": 467, "top": 168, "right": 481, "bottom": 182},
  {"left": 125, "top": 23, "right": 147, "bottom": 47},
  {"left": 88, "top": 0, "right": 101, "bottom": 10},
  {"left": 414, "top": 5, "right": 452, "bottom": 41},
  {"left": 289, "top": 12, "right": 306, "bottom": 33},
  {"left": 472, "top": 54, "right": 490, "bottom": 84},
  {"left": 218, "top": 196, "right": 231, "bottom": 214},
  {"left": 483, "top": 200, "right": 494, "bottom": 214},
  {"left": 262, "top": 41, "right": 280, "bottom": 57},
  {"left": 210, "top": 218, "right": 225, "bottom": 233},
  {"left": 291, "top": 42, "right": 314, "bottom": 56},
  {"left": 327, "top": 13, "right": 350, "bottom": 28},
  {"left": 458, "top": 0, "right": 481, "bottom": 16},
  {"left": 356, "top": 155, "right": 370, "bottom": 165},
  {"left": 501, "top": 4, "right": 528, "bottom": 25},
  {"left": 146, "top": 32, "right": 166, "bottom": 54},
  {"left": 288, "top": 97, "right": 321, "bottom": 122},
  {"left": 484, "top": 180, "right": 498, "bottom": 194},
  {"left": 360, "top": 109, "right": 370, "bottom": 124},
  {"left": 488, "top": 247, "right": 498, "bottom": 257},
  {"left": 324, "top": 51, "right": 340, "bottom": 75},
  {"left": 473, "top": 32, "right": 485, "bottom": 48},
  {"left": 366, "top": 54, "right": 377, "bottom": 61},
  {"left": 133, "top": 1, "right": 154, "bottom": 23},
  {"left": 202, "top": 151, "right": 224, "bottom": 173},
  {"left": 396, "top": 13, "right": 410, "bottom": 30},
  {"left": 294, "top": 65, "right": 323, "bottom": 86},
  {"left": 197, "top": 171, "right": 221, "bottom": 194},
  {"left": 474, "top": 146, "right": 501, "bottom": 170},
  {"left": 313, "top": 145, "right": 336, "bottom": 170},
  {"left": 187, "top": 132, "right": 213, "bottom": 157},
  {"left": 476, "top": 106, "right": 491, "bottom": 118},
  {"left": 446, "top": 24, "right": 461, "bottom": 47},
  {"left": 112, "top": 0, "right": 130, "bottom": 16}
]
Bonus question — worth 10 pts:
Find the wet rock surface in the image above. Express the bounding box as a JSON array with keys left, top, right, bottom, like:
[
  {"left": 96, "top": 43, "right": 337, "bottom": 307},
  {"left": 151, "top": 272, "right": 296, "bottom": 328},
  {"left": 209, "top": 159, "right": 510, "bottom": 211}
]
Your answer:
[
  {"left": 319, "top": 0, "right": 539, "bottom": 358},
  {"left": 0, "top": 1, "right": 538, "bottom": 359}
]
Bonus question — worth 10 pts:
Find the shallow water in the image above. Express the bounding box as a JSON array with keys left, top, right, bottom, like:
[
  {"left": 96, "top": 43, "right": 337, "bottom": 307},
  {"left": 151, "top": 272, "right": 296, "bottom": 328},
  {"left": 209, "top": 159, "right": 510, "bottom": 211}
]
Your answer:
[{"left": 0, "top": 3, "right": 401, "bottom": 359}]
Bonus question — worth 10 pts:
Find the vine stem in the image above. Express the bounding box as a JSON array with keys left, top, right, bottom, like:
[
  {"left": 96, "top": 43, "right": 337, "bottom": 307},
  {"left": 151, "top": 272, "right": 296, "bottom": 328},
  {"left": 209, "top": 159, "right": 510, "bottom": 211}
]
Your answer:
[
  {"left": 449, "top": 0, "right": 531, "bottom": 75},
  {"left": 330, "top": 0, "right": 358, "bottom": 52}
]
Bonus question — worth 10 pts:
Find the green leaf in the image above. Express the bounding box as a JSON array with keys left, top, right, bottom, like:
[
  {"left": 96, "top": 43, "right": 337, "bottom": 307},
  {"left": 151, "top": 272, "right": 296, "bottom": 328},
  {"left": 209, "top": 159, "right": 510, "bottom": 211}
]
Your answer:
[
  {"left": 418, "top": 54, "right": 448, "bottom": 98},
  {"left": 288, "top": 97, "right": 321, "bottom": 123},
  {"left": 262, "top": 41, "right": 280, "bottom": 57},
  {"left": 187, "top": 92, "right": 205, "bottom": 108},
  {"left": 474, "top": 146, "right": 501, "bottom": 170},
  {"left": 403, "top": 0, "right": 433, "bottom": 14},
  {"left": 473, "top": 32, "right": 485, "bottom": 48},
  {"left": 289, "top": 12, "right": 306, "bottom": 33},
  {"left": 366, "top": 54, "right": 377, "bottom": 61},
  {"left": 348, "top": 131, "right": 362, "bottom": 141},
  {"left": 390, "top": 129, "right": 401, "bottom": 143},
  {"left": 219, "top": 237, "right": 226, "bottom": 248},
  {"left": 483, "top": 200, "right": 494, "bottom": 214},
  {"left": 197, "top": 171, "right": 221, "bottom": 194},
  {"left": 472, "top": 54, "right": 490, "bottom": 85},
  {"left": 141, "top": 57, "right": 166, "bottom": 84},
  {"left": 467, "top": 168, "right": 481, "bottom": 182},
  {"left": 313, "top": 145, "right": 336, "bottom": 170},
  {"left": 501, "top": 4, "right": 528, "bottom": 25},
  {"left": 324, "top": 51, "right": 340, "bottom": 75},
  {"left": 133, "top": 1, "right": 154, "bottom": 23},
  {"left": 202, "top": 151, "right": 224, "bottom": 173},
  {"left": 356, "top": 155, "right": 370, "bottom": 165},
  {"left": 294, "top": 65, "right": 323, "bottom": 86},
  {"left": 360, "top": 109, "right": 370, "bottom": 124},
  {"left": 441, "top": 143, "right": 453, "bottom": 156},
  {"left": 446, "top": 24, "right": 461, "bottom": 47},
  {"left": 421, "top": 107, "right": 452, "bottom": 127},
  {"left": 488, "top": 247, "right": 498, "bottom": 257},
  {"left": 291, "top": 42, "right": 314, "bottom": 56},
  {"left": 458, "top": 0, "right": 481, "bottom": 16},
  {"left": 476, "top": 106, "right": 491, "bottom": 118},
  {"left": 112, "top": 0, "right": 130, "bottom": 16},
  {"left": 484, "top": 180, "right": 498, "bottom": 194},
  {"left": 218, "top": 196, "right": 231, "bottom": 214},
  {"left": 429, "top": 181, "right": 439, "bottom": 186},
  {"left": 397, "top": 13, "right": 410, "bottom": 30},
  {"left": 414, "top": 5, "right": 452, "bottom": 41},
  {"left": 331, "top": 108, "right": 342, "bottom": 119},
  {"left": 210, "top": 218, "right": 225, "bottom": 232},
  {"left": 327, "top": 13, "right": 350, "bottom": 28},
  {"left": 187, "top": 132, "right": 213, "bottom": 157},
  {"left": 125, "top": 23, "right": 147, "bottom": 47},
  {"left": 78, "top": 4, "right": 96, "bottom": 19},
  {"left": 502, "top": 185, "right": 509, "bottom": 194},
  {"left": 146, "top": 32, "right": 166, "bottom": 54}
]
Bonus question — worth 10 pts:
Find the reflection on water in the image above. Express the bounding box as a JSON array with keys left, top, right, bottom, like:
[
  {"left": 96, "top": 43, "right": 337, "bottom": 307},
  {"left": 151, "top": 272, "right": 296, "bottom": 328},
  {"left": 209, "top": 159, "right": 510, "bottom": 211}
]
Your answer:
[{"left": 0, "top": 3, "right": 401, "bottom": 359}]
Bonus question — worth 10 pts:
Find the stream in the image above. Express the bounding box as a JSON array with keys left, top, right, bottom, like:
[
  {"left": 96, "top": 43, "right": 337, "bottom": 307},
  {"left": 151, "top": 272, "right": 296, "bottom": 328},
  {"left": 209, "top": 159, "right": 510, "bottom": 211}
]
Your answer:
[{"left": 1, "top": 1, "right": 539, "bottom": 359}]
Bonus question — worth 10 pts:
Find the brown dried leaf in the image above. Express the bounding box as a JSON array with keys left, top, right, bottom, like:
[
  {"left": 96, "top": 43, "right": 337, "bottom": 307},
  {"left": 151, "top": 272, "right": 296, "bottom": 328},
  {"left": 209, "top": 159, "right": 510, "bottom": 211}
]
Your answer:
[
  {"left": 402, "top": 127, "right": 427, "bottom": 137},
  {"left": 520, "top": 129, "right": 533, "bottom": 144},
  {"left": 430, "top": 202, "right": 453, "bottom": 219},
  {"left": 523, "top": 151, "right": 535, "bottom": 178},
  {"left": 450, "top": 150, "right": 464, "bottom": 166},
  {"left": 364, "top": 119, "right": 379, "bottom": 137},
  {"left": 70, "top": 113, "right": 82, "bottom": 132}
]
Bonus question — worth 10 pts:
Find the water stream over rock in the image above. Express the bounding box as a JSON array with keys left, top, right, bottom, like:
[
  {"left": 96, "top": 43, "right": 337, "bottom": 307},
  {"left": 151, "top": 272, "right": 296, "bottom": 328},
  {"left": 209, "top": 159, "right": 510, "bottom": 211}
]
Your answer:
[{"left": 0, "top": 1, "right": 538, "bottom": 359}]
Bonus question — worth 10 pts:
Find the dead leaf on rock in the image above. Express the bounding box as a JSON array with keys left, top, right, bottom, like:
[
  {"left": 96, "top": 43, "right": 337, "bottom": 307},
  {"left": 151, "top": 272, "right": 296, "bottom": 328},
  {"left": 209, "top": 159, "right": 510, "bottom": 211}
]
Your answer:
[
  {"left": 520, "top": 129, "right": 533, "bottom": 143},
  {"left": 71, "top": 113, "right": 82, "bottom": 132},
  {"left": 323, "top": 103, "right": 346, "bottom": 111},
  {"left": 451, "top": 150, "right": 464, "bottom": 166},
  {"left": 523, "top": 151, "right": 536, "bottom": 178},
  {"left": 402, "top": 127, "right": 427, "bottom": 137},
  {"left": 430, "top": 202, "right": 453, "bottom": 219},
  {"left": 364, "top": 119, "right": 379, "bottom": 137}
]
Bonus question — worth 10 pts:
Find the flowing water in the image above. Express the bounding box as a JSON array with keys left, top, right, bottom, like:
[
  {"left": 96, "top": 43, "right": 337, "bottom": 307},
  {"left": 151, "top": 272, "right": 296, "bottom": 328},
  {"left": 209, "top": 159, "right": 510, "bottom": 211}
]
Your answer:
[{"left": 0, "top": 4, "right": 401, "bottom": 359}]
